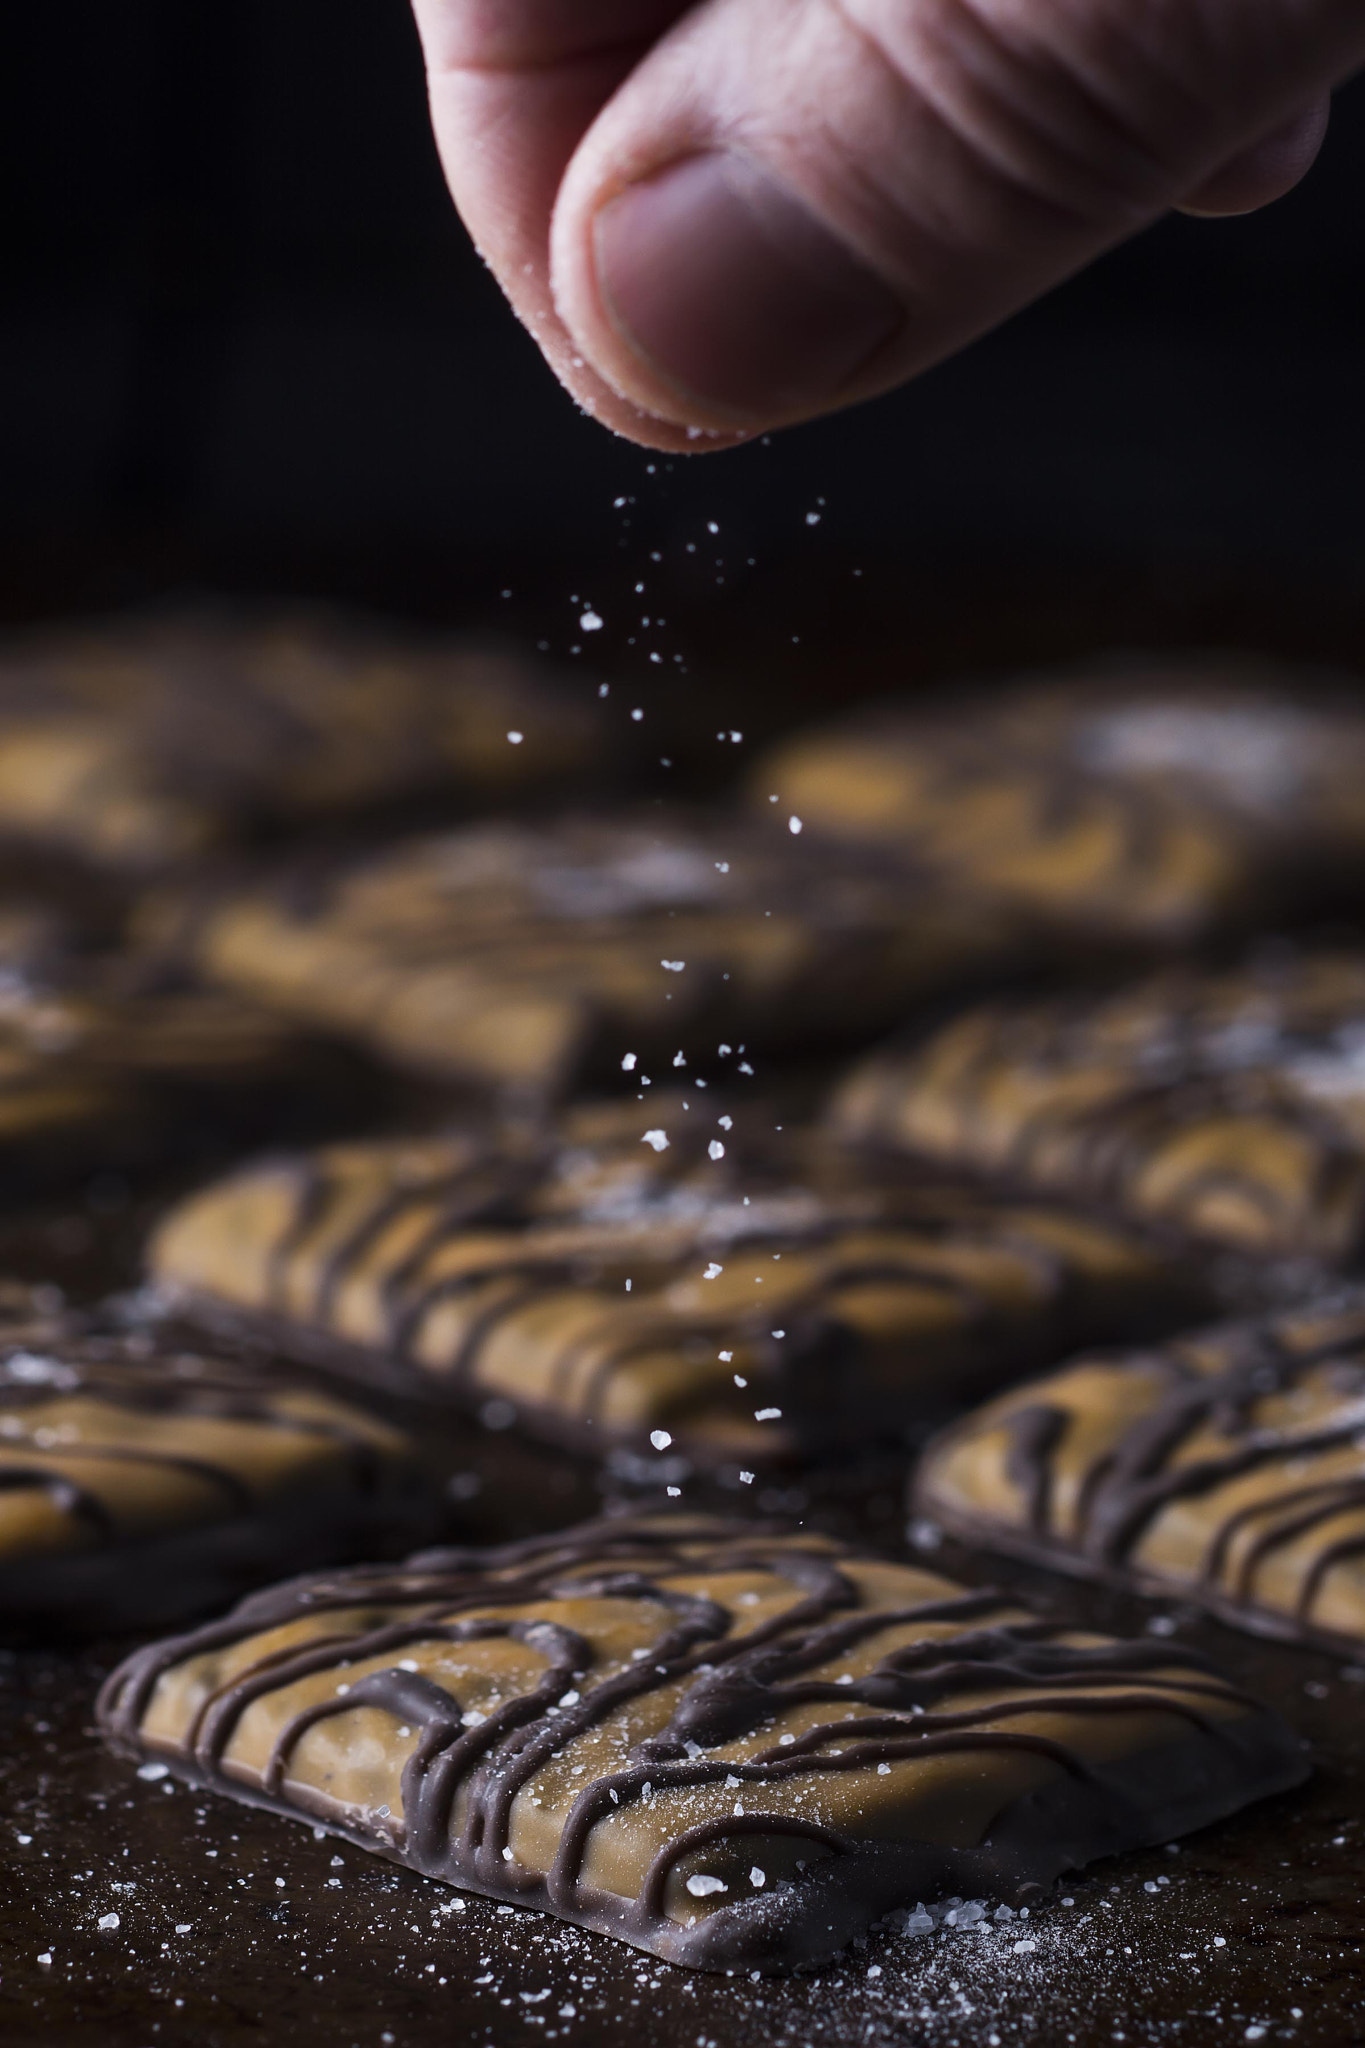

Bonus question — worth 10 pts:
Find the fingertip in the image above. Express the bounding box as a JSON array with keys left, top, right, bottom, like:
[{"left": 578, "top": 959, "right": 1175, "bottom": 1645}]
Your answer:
[{"left": 1177, "top": 97, "right": 1331, "bottom": 219}]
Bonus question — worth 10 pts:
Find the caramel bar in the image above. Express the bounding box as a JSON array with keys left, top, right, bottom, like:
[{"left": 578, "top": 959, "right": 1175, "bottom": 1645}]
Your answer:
[
  {"left": 756, "top": 658, "right": 1365, "bottom": 943},
  {"left": 174, "top": 813, "right": 1015, "bottom": 1095},
  {"left": 832, "top": 953, "right": 1365, "bottom": 1263},
  {"left": 916, "top": 1292, "right": 1365, "bottom": 1655},
  {"left": 0, "top": 1326, "right": 434, "bottom": 1633},
  {"left": 0, "top": 607, "right": 603, "bottom": 871},
  {"left": 148, "top": 1110, "right": 1196, "bottom": 1459},
  {"left": 98, "top": 1512, "right": 1306, "bottom": 1973}
]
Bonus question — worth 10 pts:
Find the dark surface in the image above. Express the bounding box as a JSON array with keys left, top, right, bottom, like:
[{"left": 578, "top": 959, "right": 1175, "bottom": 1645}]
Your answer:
[{"left": 0, "top": 1196, "right": 1362, "bottom": 2048}]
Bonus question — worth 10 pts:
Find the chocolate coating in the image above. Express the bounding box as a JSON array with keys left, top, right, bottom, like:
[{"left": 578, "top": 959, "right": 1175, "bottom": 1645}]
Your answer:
[
  {"left": 915, "top": 1290, "right": 1365, "bottom": 1655},
  {"left": 147, "top": 1107, "right": 1195, "bottom": 1460},
  {"left": 832, "top": 952, "right": 1365, "bottom": 1263},
  {"left": 755, "top": 659, "right": 1365, "bottom": 943},
  {"left": 0, "top": 1321, "right": 434, "bottom": 1634},
  {"left": 178, "top": 813, "right": 1016, "bottom": 1095},
  {"left": 96, "top": 1511, "right": 1307, "bottom": 1974}
]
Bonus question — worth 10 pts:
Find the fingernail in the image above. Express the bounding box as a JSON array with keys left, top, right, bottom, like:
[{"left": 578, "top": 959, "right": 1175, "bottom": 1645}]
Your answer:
[{"left": 593, "top": 152, "right": 902, "bottom": 422}]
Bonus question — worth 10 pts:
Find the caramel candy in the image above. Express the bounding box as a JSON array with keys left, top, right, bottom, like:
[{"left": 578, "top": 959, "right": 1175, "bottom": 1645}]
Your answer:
[
  {"left": 0, "top": 1329, "right": 433, "bottom": 1633},
  {"left": 174, "top": 814, "right": 1015, "bottom": 1095},
  {"left": 0, "top": 608, "right": 604, "bottom": 871},
  {"left": 832, "top": 953, "right": 1365, "bottom": 1263},
  {"left": 916, "top": 1293, "right": 1365, "bottom": 1656},
  {"left": 98, "top": 1512, "right": 1306, "bottom": 1973},
  {"left": 756, "top": 659, "right": 1365, "bottom": 944},
  {"left": 148, "top": 1107, "right": 1197, "bottom": 1460},
  {"left": 0, "top": 977, "right": 350, "bottom": 1197}
]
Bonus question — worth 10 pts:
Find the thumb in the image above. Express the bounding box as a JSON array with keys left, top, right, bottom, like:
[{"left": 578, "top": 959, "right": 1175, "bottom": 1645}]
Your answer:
[{"left": 547, "top": 0, "right": 1365, "bottom": 441}]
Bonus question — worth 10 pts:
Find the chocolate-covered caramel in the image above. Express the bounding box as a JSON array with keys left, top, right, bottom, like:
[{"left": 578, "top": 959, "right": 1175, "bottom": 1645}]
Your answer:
[
  {"left": 97, "top": 1512, "right": 1306, "bottom": 1973},
  {"left": 916, "top": 1292, "right": 1365, "bottom": 1654},
  {"left": 755, "top": 659, "right": 1365, "bottom": 944},
  {"left": 832, "top": 953, "right": 1365, "bottom": 1263},
  {"left": 0, "top": 608, "right": 604, "bottom": 870},
  {"left": 148, "top": 1107, "right": 1194, "bottom": 1460},
  {"left": 175, "top": 813, "right": 1015, "bottom": 1095},
  {"left": 0, "top": 1325, "right": 433, "bottom": 1633}
]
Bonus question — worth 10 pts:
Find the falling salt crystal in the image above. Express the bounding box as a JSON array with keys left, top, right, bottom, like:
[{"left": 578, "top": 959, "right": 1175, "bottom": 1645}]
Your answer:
[
  {"left": 641, "top": 1130, "right": 669, "bottom": 1152},
  {"left": 755, "top": 1408, "right": 782, "bottom": 1422},
  {"left": 707, "top": 522, "right": 720, "bottom": 534},
  {"left": 661, "top": 960, "right": 685, "bottom": 973},
  {"left": 672, "top": 1049, "right": 687, "bottom": 1065},
  {"left": 622, "top": 1052, "right": 637, "bottom": 1071},
  {"left": 729, "top": 731, "right": 742, "bottom": 743},
  {"left": 650, "top": 1431, "right": 673, "bottom": 1451},
  {"left": 708, "top": 1141, "right": 725, "bottom": 1161},
  {"left": 137, "top": 1763, "right": 169, "bottom": 1782},
  {"left": 97, "top": 1914, "right": 119, "bottom": 1932},
  {"left": 579, "top": 611, "right": 604, "bottom": 632},
  {"left": 37, "top": 1952, "right": 52, "bottom": 1967},
  {"left": 877, "top": 1763, "right": 890, "bottom": 1776},
  {"left": 737, "top": 1061, "right": 754, "bottom": 1075},
  {"left": 719, "top": 1350, "right": 733, "bottom": 1361},
  {"left": 686, "top": 1875, "right": 727, "bottom": 1897},
  {"left": 739, "top": 1470, "right": 754, "bottom": 1484},
  {"left": 1213, "top": 1936, "right": 1226, "bottom": 1947},
  {"left": 506, "top": 731, "right": 524, "bottom": 745},
  {"left": 788, "top": 816, "right": 802, "bottom": 835},
  {"left": 631, "top": 708, "right": 643, "bottom": 721},
  {"left": 175, "top": 1923, "right": 192, "bottom": 1934},
  {"left": 771, "top": 1329, "right": 785, "bottom": 1339},
  {"left": 703, "top": 1263, "right": 724, "bottom": 1279},
  {"left": 909, "top": 1518, "right": 943, "bottom": 1550}
]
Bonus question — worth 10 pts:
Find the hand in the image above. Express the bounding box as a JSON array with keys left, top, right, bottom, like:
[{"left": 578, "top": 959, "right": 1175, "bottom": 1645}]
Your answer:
[{"left": 410, "top": 1, "right": 1363, "bottom": 450}]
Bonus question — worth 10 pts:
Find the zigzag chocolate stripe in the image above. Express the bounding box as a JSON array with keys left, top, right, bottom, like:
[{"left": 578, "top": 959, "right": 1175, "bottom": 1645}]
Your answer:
[
  {"left": 915, "top": 1294, "right": 1365, "bottom": 1653},
  {"left": 98, "top": 1512, "right": 1306, "bottom": 1973}
]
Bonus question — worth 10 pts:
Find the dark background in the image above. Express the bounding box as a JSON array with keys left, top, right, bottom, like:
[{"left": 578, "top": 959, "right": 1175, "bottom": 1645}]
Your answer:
[{"left": 7, "top": 0, "right": 1365, "bottom": 708}]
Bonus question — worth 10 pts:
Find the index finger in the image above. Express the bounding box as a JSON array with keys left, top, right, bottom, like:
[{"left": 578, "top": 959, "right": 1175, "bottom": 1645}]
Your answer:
[{"left": 411, "top": 0, "right": 716, "bottom": 444}]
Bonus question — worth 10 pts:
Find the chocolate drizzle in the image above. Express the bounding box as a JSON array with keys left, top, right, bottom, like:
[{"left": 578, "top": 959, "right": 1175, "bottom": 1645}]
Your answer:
[
  {"left": 98, "top": 1512, "right": 1304, "bottom": 1972},
  {"left": 920, "top": 1298, "right": 1365, "bottom": 1653}
]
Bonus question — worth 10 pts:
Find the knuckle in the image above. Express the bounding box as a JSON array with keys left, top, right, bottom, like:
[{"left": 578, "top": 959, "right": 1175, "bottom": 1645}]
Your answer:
[{"left": 829, "top": 0, "right": 1197, "bottom": 229}]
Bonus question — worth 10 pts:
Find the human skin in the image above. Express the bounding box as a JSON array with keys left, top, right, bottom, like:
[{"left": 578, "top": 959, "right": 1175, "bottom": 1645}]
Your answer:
[{"left": 408, "top": 1, "right": 1363, "bottom": 451}]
